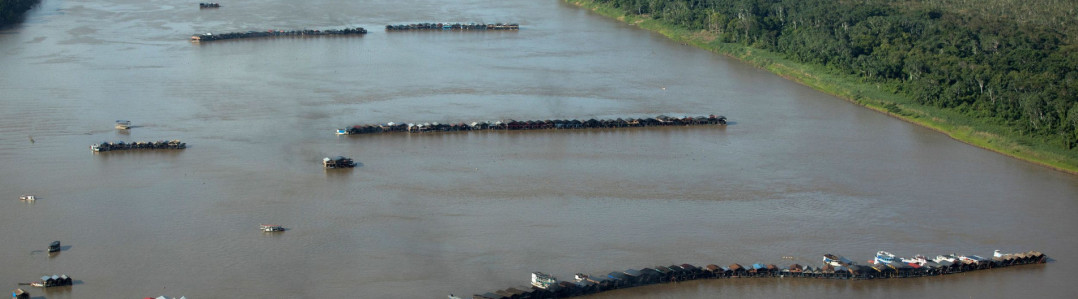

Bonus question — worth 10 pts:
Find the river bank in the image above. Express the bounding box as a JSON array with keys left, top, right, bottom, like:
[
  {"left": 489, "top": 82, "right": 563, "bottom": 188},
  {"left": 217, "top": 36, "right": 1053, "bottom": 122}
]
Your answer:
[{"left": 565, "top": 0, "right": 1078, "bottom": 175}]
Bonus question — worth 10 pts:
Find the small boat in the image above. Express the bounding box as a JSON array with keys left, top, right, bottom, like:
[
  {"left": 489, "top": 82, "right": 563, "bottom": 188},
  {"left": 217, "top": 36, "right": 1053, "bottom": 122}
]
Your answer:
[
  {"left": 530, "top": 272, "right": 557, "bottom": 289},
  {"left": 822, "top": 254, "right": 854, "bottom": 267},
  {"left": 12, "top": 288, "right": 29, "bottom": 299},
  {"left": 335, "top": 129, "right": 349, "bottom": 135},
  {"left": 992, "top": 249, "right": 1020, "bottom": 258},
  {"left": 19, "top": 195, "right": 36, "bottom": 201},
  {"left": 48, "top": 241, "right": 61, "bottom": 253},
  {"left": 933, "top": 254, "right": 959, "bottom": 263},
  {"left": 260, "top": 224, "right": 285, "bottom": 232},
  {"left": 323, "top": 156, "right": 356, "bottom": 168},
  {"left": 115, "top": 120, "right": 131, "bottom": 130},
  {"left": 874, "top": 251, "right": 896, "bottom": 264},
  {"left": 901, "top": 254, "right": 928, "bottom": 266},
  {"left": 958, "top": 255, "right": 987, "bottom": 264},
  {"left": 30, "top": 275, "right": 72, "bottom": 288}
]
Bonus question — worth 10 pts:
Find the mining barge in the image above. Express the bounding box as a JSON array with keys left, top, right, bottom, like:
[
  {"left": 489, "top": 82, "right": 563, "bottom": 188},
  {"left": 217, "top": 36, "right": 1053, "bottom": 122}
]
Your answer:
[
  {"left": 466, "top": 250, "right": 1047, "bottom": 299},
  {"left": 338, "top": 115, "right": 726, "bottom": 136},
  {"left": 385, "top": 23, "right": 519, "bottom": 31},
  {"left": 90, "top": 140, "right": 186, "bottom": 152},
  {"left": 190, "top": 27, "right": 367, "bottom": 42}
]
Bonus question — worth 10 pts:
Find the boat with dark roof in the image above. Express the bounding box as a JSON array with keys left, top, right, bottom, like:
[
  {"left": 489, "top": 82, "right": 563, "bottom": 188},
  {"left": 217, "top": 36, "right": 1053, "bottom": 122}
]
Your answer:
[
  {"left": 823, "top": 254, "right": 854, "bottom": 267},
  {"left": 323, "top": 156, "right": 356, "bottom": 168}
]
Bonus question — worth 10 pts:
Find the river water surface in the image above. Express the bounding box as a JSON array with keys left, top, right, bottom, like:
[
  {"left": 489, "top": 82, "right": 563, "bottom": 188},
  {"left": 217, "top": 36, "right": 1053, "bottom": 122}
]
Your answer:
[{"left": 1, "top": 0, "right": 1076, "bottom": 298}]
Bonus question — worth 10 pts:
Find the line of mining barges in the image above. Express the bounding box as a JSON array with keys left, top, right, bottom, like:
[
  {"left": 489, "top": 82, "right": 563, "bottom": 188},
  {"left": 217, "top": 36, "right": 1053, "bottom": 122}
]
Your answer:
[
  {"left": 190, "top": 27, "right": 367, "bottom": 42},
  {"left": 464, "top": 250, "right": 1047, "bottom": 299},
  {"left": 337, "top": 115, "right": 726, "bottom": 135},
  {"left": 90, "top": 140, "right": 186, "bottom": 152},
  {"left": 385, "top": 23, "right": 519, "bottom": 31}
]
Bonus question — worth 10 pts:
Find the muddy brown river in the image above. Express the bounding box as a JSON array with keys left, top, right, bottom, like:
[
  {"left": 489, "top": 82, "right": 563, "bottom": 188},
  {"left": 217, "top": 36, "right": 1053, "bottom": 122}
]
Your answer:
[{"left": 1, "top": 0, "right": 1076, "bottom": 298}]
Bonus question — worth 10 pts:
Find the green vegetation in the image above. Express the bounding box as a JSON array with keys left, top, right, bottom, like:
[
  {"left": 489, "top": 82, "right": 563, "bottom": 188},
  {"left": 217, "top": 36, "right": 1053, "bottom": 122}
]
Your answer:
[
  {"left": 568, "top": 0, "right": 1078, "bottom": 173},
  {"left": 0, "top": 0, "right": 40, "bottom": 28}
]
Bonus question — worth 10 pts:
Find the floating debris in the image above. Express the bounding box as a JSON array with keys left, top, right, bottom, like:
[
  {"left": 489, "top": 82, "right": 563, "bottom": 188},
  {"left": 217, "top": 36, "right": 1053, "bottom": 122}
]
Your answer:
[
  {"left": 191, "top": 27, "right": 367, "bottom": 42},
  {"left": 385, "top": 22, "right": 519, "bottom": 31},
  {"left": 90, "top": 140, "right": 186, "bottom": 152},
  {"left": 338, "top": 115, "right": 727, "bottom": 136}
]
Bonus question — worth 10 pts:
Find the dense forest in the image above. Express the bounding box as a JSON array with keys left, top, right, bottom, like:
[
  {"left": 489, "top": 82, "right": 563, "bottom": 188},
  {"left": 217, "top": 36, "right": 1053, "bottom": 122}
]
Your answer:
[
  {"left": 593, "top": 0, "right": 1078, "bottom": 150},
  {"left": 0, "top": 0, "right": 40, "bottom": 28}
]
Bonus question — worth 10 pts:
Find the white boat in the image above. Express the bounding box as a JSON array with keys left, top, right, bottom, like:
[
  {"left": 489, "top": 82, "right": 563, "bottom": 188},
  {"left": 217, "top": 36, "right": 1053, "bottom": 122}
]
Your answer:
[
  {"left": 901, "top": 255, "right": 928, "bottom": 266},
  {"left": 531, "top": 272, "right": 557, "bottom": 289},
  {"left": 874, "top": 251, "right": 896, "bottom": 264},
  {"left": 933, "top": 254, "right": 958, "bottom": 263},
  {"left": 958, "top": 255, "right": 987, "bottom": 264},
  {"left": 115, "top": 120, "right": 131, "bottom": 130},
  {"left": 335, "top": 129, "right": 349, "bottom": 135},
  {"left": 260, "top": 224, "right": 285, "bottom": 232},
  {"left": 822, "top": 254, "right": 854, "bottom": 267},
  {"left": 19, "top": 195, "right": 36, "bottom": 201}
]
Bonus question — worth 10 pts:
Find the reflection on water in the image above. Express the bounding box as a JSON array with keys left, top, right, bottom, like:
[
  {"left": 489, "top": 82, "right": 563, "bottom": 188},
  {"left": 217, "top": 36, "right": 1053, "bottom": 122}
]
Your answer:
[{"left": 0, "top": 0, "right": 1076, "bottom": 298}]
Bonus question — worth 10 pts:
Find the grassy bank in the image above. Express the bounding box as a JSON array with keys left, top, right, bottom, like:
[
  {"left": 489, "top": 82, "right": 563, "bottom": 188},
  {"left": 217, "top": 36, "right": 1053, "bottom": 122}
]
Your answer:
[{"left": 566, "top": 0, "right": 1078, "bottom": 174}]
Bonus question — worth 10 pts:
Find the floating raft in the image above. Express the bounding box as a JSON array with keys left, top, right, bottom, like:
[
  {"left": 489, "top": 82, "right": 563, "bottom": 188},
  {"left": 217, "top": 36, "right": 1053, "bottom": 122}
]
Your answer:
[
  {"left": 467, "top": 250, "right": 1047, "bottom": 299},
  {"left": 385, "top": 22, "right": 519, "bottom": 31},
  {"left": 338, "top": 115, "right": 727, "bottom": 136},
  {"left": 323, "top": 156, "right": 356, "bottom": 168},
  {"left": 190, "top": 27, "right": 367, "bottom": 42},
  {"left": 28, "top": 274, "right": 72, "bottom": 288},
  {"left": 90, "top": 140, "right": 186, "bottom": 152}
]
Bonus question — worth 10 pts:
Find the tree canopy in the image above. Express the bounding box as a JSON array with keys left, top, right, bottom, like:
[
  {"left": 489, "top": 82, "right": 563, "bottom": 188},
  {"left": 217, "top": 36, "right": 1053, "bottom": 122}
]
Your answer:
[
  {"left": 0, "top": 0, "right": 40, "bottom": 28},
  {"left": 596, "top": 0, "right": 1078, "bottom": 150}
]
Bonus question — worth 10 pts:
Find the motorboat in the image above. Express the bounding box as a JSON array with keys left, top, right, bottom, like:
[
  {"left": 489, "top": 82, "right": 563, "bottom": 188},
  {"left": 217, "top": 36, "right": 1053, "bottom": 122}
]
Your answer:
[
  {"left": 901, "top": 254, "right": 928, "bottom": 266},
  {"left": 323, "top": 156, "right": 357, "bottom": 168},
  {"left": 115, "top": 120, "right": 131, "bottom": 130},
  {"left": 19, "top": 195, "right": 36, "bottom": 201},
  {"left": 933, "top": 254, "right": 958, "bottom": 263},
  {"left": 48, "top": 241, "right": 61, "bottom": 253},
  {"left": 260, "top": 224, "right": 285, "bottom": 232},
  {"left": 874, "top": 251, "right": 896, "bottom": 264},
  {"left": 531, "top": 272, "right": 557, "bottom": 289},
  {"left": 822, "top": 254, "right": 854, "bottom": 267}
]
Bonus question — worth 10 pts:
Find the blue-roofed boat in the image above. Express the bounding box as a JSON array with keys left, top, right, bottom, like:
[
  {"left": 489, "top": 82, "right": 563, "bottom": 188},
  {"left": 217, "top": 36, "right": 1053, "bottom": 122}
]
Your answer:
[
  {"left": 874, "top": 251, "right": 896, "bottom": 264},
  {"left": 335, "top": 129, "right": 349, "bottom": 135}
]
